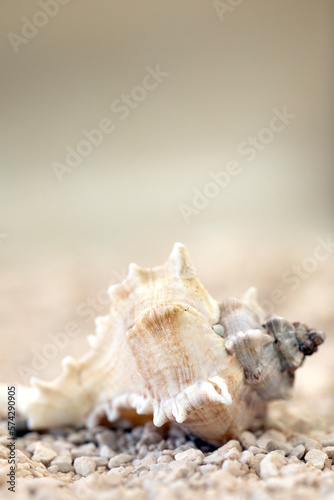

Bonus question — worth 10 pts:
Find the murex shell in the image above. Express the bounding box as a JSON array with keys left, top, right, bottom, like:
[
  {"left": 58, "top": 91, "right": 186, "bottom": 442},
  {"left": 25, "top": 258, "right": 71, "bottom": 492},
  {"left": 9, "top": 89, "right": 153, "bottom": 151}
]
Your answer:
[{"left": 16, "top": 243, "right": 325, "bottom": 445}]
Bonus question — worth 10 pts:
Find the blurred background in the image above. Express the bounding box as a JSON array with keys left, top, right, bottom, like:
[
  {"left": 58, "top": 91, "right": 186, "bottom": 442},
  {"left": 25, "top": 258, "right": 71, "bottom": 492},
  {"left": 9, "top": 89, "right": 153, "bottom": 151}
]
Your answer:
[{"left": 0, "top": 1, "right": 333, "bottom": 419}]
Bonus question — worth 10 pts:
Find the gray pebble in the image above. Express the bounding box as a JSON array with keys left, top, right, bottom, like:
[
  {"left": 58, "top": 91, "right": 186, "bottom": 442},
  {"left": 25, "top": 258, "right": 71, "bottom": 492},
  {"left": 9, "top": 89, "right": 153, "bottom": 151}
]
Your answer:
[
  {"left": 67, "top": 432, "right": 85, "bottom": 445},
  {"left": 289, "top": 444, "right": 305, "bottom": 459},
  {"left": 71, "top": 443, "right": 98, "bottom": 458},
  {"left": 258, "top": 438, "right": 293, "bottom": 455},
  {"left": 323, "top": 446, "right": 334, "bottom": 459},
  {"left": 95, "top": 430, "right": 117, "bottom": 449},
  {"left": 321, "top": 433, "right": 334, "bottom": 447},
  {"left": 293, "top": 436, "right": 321, "bottom": 452}
]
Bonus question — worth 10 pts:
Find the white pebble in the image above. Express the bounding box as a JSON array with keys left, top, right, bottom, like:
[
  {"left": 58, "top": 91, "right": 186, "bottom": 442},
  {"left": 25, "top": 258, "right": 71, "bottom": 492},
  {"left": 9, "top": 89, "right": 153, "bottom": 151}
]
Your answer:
[
  {"left": 259, "top": 451, "right": 286, "bottom": 479},
  {"left": 304, "top": 449, "right": 328, "bottom": 469},
  {"left": 175, "top": 448, "right": 204, "bottom": 464},
  {"left": 73, "top": 456, "right": 96, "bottom": 476}
]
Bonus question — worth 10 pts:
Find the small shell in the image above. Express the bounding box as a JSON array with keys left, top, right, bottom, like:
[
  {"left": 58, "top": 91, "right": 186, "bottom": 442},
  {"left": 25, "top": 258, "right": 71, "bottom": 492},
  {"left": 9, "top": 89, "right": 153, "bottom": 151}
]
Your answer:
[{"left": 9, "top": 243, "right": 325, "bottom": 445}]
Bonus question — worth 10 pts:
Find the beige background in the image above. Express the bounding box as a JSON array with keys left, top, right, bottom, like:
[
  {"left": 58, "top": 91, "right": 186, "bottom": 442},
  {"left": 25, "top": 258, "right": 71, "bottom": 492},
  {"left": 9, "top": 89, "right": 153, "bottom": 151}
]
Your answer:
[{"left": 0, "top": 1, "right": 333, "bottom": 420}]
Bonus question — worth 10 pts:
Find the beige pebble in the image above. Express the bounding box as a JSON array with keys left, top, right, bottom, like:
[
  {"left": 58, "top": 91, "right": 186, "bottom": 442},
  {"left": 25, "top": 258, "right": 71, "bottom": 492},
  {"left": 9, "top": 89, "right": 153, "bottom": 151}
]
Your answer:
[
  {"left": 222, "top": 459, "right": 247, "bottom": 477},
  {"left": 248, "top": 446, "right": 267, "bottom": 455},
  {"left": 203, "top": 440, "right": 241, "bottom": 465},
  {"left": 239, "top": 431, "right": 256, "bottom": 449},
  {"left": 47, "top": 465, "right": 58, "bottom": 474},
  {"left": 92, "top": 456, "right": 109, "bottom": 467},
  {"left": 224, "top": 447, "right": 241, "bottom": 461},
  {"left": 157, "top": 454, "right": 173, "bottom": 464},
  {"left": 175, "top": 448, "right": 204, "bottom": 464},
  {"left": 168, "top": 459, "right": 196, "bottom": 478},
  {"left": 108, "top": 453, "right": 134, "bottom": 469},
  {"left": 199, "top": 463, "right": 218, "bottom": 474},
  {"left": 73, "top": 456, "right": 96, "bottom": 476},
  {"left": 305, "top": 449, "right": 328, "bottom": 469},
  {"left": 239, "top": 450, "right": 254, "bottom": 467},
  {"left": 31, "top": 442, "right": 57, "bottom": 466}
]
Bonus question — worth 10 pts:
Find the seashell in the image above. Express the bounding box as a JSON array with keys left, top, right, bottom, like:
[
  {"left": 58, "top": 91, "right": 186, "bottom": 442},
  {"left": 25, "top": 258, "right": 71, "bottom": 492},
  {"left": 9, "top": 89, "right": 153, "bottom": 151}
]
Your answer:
[{"left": 8, "top": 243, "right": 325, "bottom": 445}]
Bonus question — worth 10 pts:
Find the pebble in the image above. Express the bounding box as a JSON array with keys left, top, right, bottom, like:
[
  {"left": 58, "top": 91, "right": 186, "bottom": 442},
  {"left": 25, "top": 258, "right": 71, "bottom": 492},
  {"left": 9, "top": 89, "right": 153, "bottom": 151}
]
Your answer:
[
  {"left": 99, "top": 444, "right": 116, "bottom": 459},
  {"left": 239, "top": 450, "right": 254, "bottom": 467},
  {"left": 293, "top": 436, "right": 322, "bottom": 452},
  {"left": 50, "top": 454, "right": 73, "bottom": 473},
  {"left": 139, "top": 422, "right": 164, "bottom": 446},
  {"left": 289, "top": 444, "right": 306, "bottom": 459},
  {"left": 222, "top": 459, "right": 246, "bottom": 477},
  {"left": 304, "top": 449, "right": 328, "bottom": 469},
  {"left": 224, "top": 447, "right": 241, "bottom": 461},
  {"left": 281, "top": 462, "right": 307, "bottom": 475},
  {"left": 257, "top": 438, "right": 293, "bottom": 455},
  {"left": 108, "top": 453, "right": 134, "bottom": 469},
  {"left": 323, "top": 446, "right": 334, "bottom": 459},
  {"left": 168, "top": 460, "right": 196, "bottom": 478},
  {"left": 92, "top": 456, "right": 109, "bottom": 467},
  {"left": 73, "top": 457, "right": 96, "bottom": 476},
  {"left": 174, "top": 448, "right": 204, "bottom": 464},
  {"left": 31, "top": 442, "right": 58, "bottom": 466},
  {"left": 71, "top": 443, "right": 98, "bottom": 458},
  {"left": 321, "top": 433, "right": 334, "bottom": 447},
  {"left": 95, "top": 430, "right": 117, "bottom": 449},
  {"left": 248, "top": 446, "right": 267, "bottom": 455},
  {"left": 157, "top": 454, "right": 173, "bottom": 464},
  {"left": 259, "top": 451, "right": 286, "bottom": 479},
  {"left": 203, "top": 440, "right": 242, "bottom": 465},
  {"left": 47, "top": 465, "right": 58, "bottom": 474},
  {"left": 239, "top": 430, "right": 256, "bottom": 449},
  {"left": 67, "top": 432, "right": 85, "bottom": 445}
]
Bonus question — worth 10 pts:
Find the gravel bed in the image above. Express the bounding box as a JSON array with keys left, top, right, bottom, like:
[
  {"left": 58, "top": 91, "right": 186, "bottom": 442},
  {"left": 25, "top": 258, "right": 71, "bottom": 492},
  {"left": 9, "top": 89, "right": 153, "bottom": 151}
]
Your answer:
[{"left": 1, "top": 407, "right": 334, "bottom": 500}]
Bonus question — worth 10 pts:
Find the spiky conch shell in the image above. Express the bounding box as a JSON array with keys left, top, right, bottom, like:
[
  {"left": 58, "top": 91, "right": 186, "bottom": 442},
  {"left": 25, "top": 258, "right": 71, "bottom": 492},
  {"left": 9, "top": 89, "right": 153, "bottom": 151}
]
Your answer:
[{"left": 12, "top": 243, "right": 268, "bottom": 444}]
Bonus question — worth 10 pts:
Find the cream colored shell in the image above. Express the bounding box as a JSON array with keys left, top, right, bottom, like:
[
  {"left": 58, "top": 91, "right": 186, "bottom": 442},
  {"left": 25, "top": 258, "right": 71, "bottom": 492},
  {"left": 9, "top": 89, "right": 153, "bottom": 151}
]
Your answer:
[{"left": 11, "top": 243, "right": 325, "bottom": 445}]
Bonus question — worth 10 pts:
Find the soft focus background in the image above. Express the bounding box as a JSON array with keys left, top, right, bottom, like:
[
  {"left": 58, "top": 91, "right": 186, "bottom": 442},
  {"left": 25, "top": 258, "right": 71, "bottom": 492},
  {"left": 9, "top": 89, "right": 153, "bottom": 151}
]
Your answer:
[{"left": 0, "top": 1, "right": 333, "bottom": 422}]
